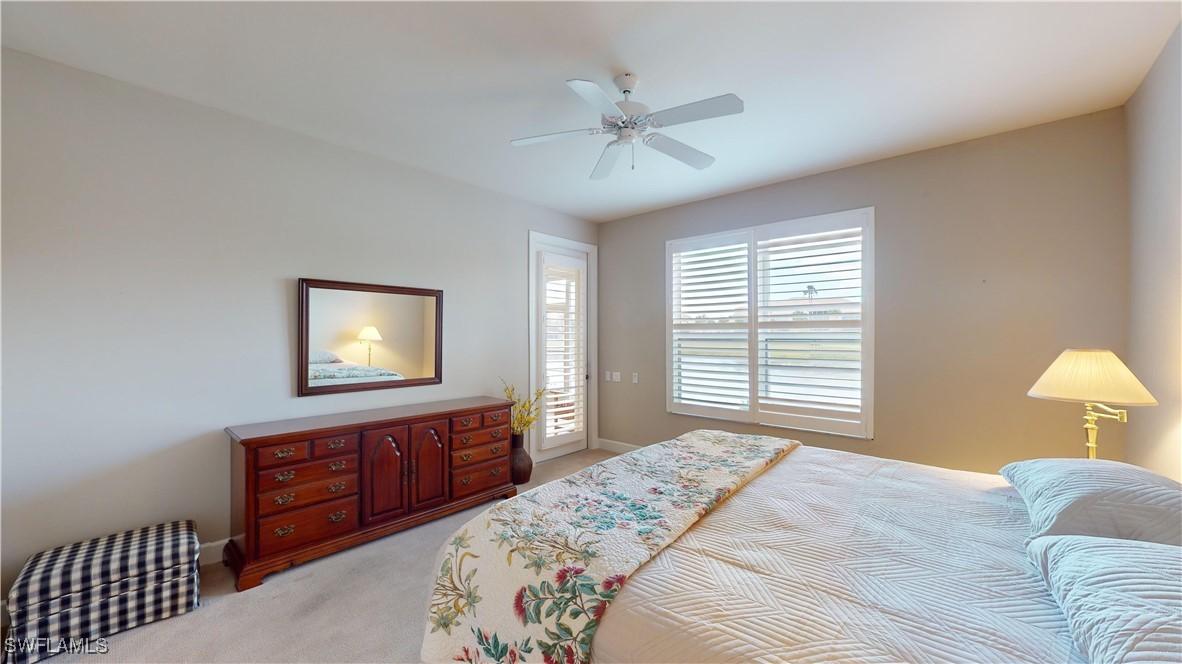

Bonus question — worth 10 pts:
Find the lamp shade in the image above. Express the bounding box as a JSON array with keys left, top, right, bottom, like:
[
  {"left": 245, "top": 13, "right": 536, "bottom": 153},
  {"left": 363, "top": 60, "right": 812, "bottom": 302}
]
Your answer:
[
  {"left": 357, "top": 326, "right": 383, "bottom": 342},
  {"left": 1028, "top": 349, "right": 1157, "bottom": 406}
]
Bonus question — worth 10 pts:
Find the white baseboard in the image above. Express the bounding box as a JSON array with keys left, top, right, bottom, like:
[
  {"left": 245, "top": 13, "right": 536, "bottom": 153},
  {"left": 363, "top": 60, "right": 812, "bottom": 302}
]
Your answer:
[
  {"left": 199, "top": 537, "right": 229, "bottom": 566},
  {"left": 596, "top": 438, "right": 641, "bottom": 454}
]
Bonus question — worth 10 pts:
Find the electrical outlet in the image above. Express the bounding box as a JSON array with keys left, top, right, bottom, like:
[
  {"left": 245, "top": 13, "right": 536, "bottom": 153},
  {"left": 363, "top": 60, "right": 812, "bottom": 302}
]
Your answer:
[
  {"left": 632, "top": 372, "right": 639, "bottom": 384},
  {"left": 611, "top": 371, "right": 621, "bottom": 382}
]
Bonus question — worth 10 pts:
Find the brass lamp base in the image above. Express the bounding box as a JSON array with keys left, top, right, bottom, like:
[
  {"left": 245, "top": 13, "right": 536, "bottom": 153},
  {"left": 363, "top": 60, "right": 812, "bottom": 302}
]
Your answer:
[{"left": 1082, "top": 402, "right": 1126, "bottom": 460}]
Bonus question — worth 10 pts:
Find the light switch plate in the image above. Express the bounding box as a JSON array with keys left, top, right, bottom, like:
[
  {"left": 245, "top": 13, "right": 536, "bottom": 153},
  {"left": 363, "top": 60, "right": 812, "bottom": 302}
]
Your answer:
[
  {"left": 611, "top": 371, "right": 621, "bottom": 382},
  {"left": 632, "top": 372, "right": 639, "bottom": 384},
  {"left": 604, "top": 370, "right": 612, "bottom": 381}
]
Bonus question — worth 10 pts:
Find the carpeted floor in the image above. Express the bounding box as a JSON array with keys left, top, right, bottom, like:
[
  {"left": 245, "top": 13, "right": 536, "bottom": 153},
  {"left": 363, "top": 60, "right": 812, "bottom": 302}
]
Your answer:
[{"left": 55, "top": 449, "right": 615, "bottom": 664}]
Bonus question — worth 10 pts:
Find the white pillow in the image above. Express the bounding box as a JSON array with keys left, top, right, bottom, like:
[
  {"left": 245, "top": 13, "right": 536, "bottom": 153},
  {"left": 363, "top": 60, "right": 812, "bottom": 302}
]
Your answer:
[
  {"left": 1028, "top": 535, "right": 1182, "bottom": 664},
  {"left": 309, "top": 350, "right": 342, "bottom": 364},
  {"left": 1000, "top": 458, "right": 1182, "bottom": 545}
]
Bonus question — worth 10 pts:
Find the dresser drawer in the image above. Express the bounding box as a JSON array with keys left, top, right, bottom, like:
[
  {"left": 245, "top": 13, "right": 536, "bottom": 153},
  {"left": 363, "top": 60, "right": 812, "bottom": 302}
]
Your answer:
[
  {"left": 257, "top": 441, "right": 311, "bottom": 469},
  {"left": 313, "top": 433, "right": 359, "bottom": 458},
  {"left": 257, "top": 496, "right": 358, "bottom": 558},
  {"left": 482, "top": 409, "right": 510, "bottom": 428},
  {"left": 257, "top": 475, "right": 358, "bottom": 517},
  {"left": 451, "top": 413, "right": 482, "bottom": 432},
  {"left": 451, "top": 425, "right": 509, "bottom": 449},
  {"left": 256, "top": 455, "right": 357, "bottom": 492},
  {"left": 451, "top": 441, "right": 509, "bottom": 469},
  {"left": 451, "top": 459, "right": 510, "bottom": 499}
]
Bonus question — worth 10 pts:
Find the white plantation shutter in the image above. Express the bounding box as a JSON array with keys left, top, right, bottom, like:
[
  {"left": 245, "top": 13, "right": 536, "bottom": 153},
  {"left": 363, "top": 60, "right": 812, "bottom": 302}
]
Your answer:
[
  {"left": 669, "top": 236, "right": 750, "bottom": 414},
  {"left": 667, "top": 208, "right": 874, "bottom": 438},
  {"left": 542, "top": 255, "right": 586, "bottom": 445},
  {"left": 755, "top": 223, "right": 868, "bottom": 436}
]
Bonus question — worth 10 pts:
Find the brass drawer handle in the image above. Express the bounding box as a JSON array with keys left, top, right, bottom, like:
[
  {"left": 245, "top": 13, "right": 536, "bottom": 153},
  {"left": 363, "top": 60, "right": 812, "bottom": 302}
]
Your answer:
[
  {"left": 460, "top": 476, "right": 472, "bottom": 486},
  {"left": 489, "top": 413, "right": 502, "bottom": 421},
  {"left": 490, "top": 467, "right": 502, "bottom": 477},
  {"left": 274, "top": 493, "right": 295, "bottom": 506},
  {"left": 274, "top": 470, "right": 296, "bottom": 483},
  {"left": 273, "top": 525, "right": 295, "bottom": 538},
  {"left": 491, "top": 429, "right": 503, "bottom": 439},
  {"left": 328, "top": 510, "right": 348, "bottom": 523},
  {"left": 490, "top": 445, "right": 502, "bottom": 454},
  {"left": 327, "top": 439, "right": 346, "bottom": 450},
  {"left": 328, "top": 461, "right": 347, "bottom": 472},
  {"left": 327, "top": 481, "right": 347, "bottom": 494},
  {"left": 273, "top": 447, "right": 296, "bottom": 459},
  {"left": 461, "top": 435, "right": 473, "bottom": 445},
  {"left": 460, "top": 453, "right": 473, "bottom": 462},
  {"left": 460, "top": 417, "right": 473, "bottom": 426}
]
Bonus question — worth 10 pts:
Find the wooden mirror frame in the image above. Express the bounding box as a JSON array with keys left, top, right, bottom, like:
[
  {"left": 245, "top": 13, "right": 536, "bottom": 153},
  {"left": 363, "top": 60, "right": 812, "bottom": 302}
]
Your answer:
[{"left": 298, "top": 278, "right": 443, "bottom": 396}]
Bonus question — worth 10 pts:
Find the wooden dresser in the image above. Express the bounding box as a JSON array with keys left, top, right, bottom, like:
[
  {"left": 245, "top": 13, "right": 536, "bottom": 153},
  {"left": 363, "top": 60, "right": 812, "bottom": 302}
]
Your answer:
[{"left": 224, "top": 396, "right": 515, "bottom": 590}]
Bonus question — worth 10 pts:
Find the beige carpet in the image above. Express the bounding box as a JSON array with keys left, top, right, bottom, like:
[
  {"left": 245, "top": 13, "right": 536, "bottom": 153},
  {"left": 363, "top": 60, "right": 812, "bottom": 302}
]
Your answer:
[{"left": 54, "top": 449, "right": 615, "bottom": 664}]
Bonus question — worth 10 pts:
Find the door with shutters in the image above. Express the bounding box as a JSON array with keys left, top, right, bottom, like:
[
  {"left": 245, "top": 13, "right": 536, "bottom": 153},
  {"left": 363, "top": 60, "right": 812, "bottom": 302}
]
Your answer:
[
  {"left": 537, "top": 251, "right": 588, "bottom": 453},
  {"left": 361, "top": 425, "right": 409, "bottom": 524},
  {"left": 409, "top": 420, "right": 448, "bottom": 510}
]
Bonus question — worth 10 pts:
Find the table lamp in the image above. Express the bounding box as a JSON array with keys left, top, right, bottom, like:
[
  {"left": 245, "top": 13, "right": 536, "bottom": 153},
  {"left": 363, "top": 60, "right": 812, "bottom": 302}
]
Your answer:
[
  {"left": 357, "top": 326, "right": 383, "bottom": 366},
  {"left": 1028, "top": 348, "right": 1157, "bottom": 459}
]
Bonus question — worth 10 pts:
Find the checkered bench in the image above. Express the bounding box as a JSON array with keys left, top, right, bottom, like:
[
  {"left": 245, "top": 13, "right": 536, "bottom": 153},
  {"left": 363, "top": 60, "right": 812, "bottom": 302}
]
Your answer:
[{"left": 3, "top": 521, "right": 200, "bottom": 664}]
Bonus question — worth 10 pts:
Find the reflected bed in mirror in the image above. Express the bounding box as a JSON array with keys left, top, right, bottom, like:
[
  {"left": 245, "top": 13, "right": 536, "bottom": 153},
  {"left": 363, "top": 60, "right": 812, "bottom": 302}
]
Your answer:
[{"left": 298, "top": 279, "right": 442, "bottom": 396}]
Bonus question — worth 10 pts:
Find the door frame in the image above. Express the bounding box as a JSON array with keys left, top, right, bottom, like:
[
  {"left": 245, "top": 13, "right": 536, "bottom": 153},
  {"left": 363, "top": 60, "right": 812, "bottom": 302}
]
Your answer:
[{"left": 527, "top": 231, "right": 598, "bottom": 462}]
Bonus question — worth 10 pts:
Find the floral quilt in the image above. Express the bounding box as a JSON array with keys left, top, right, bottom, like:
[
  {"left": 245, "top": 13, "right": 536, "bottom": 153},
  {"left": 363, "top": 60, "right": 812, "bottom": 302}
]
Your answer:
[{"left": 420, "top": 429, "right": 799, "bottom": 664}]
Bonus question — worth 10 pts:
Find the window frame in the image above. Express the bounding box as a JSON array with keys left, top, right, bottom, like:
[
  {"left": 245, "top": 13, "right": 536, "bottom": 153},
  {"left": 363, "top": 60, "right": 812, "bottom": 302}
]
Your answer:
[{"left": 665, "top": 207, "right": 875, "bottom": 439}]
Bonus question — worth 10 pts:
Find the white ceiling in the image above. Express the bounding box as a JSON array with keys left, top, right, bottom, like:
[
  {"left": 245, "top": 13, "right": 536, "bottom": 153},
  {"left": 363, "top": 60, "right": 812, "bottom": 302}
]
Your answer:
[{"left": 3, "top": 3, "right": 1178, "bottom": 222}]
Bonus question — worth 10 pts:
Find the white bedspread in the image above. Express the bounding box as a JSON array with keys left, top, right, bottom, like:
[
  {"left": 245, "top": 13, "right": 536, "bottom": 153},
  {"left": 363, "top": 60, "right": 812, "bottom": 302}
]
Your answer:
[{"left": 594, "top": 445, "right": 1081, "bottom": 663}]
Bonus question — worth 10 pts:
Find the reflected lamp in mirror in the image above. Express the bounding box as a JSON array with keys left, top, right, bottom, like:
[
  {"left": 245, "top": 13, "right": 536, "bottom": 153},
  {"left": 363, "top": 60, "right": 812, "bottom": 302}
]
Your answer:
[
  {"left": 357, "top": 326, "right": 383, "bottom": 366},
  {"left": 298, "top": 279, "right": 442, "bottom": 396},
  {"left": 1028, "top": 349, "right": 1157, "bottom": 459}
]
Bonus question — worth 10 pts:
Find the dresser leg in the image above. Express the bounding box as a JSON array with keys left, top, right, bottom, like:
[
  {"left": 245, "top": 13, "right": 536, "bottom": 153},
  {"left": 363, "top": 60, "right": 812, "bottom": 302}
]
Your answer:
[
  {"left": 234, "top": 569, "right": 267, "bottom": 592},
  {"left": 222, "top": 540, "right": 260, "bottom": 591}
]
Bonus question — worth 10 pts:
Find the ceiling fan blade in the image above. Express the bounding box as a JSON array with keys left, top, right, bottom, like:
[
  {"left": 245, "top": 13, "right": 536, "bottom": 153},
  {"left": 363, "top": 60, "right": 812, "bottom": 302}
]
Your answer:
[
  {"left": 566, "top": 79, "right": 624, "bottom": 120},
  {"left": 644, "top": 133, "right": 715, "bottom": 170},
  {"left": 646, "top": 93, "right": 744, "bottom": 129},
  {"left": 510, "top": 127, "right": 604, "bottom": 146},
  {"left": 590, "top": 141, "right": 625, "bottom": 180}
]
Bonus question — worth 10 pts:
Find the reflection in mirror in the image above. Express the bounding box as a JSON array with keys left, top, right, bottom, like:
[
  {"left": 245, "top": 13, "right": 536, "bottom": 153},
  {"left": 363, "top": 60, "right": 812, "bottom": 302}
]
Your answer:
[{"left": 299, "top": 279, "right": 442, "bottom": 395}]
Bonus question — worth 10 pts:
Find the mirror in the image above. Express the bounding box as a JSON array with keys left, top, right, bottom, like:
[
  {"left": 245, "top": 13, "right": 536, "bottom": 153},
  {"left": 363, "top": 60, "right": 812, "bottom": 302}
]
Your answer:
[{"left": 298, "top": 279, "right": 442, "bottom": 396}]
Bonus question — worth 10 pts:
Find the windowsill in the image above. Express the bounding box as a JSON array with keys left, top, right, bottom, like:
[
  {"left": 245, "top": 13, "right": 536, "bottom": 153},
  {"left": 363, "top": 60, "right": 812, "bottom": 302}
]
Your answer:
[{"left": 667, "top": 408, "right": 875, "bottom": 441}]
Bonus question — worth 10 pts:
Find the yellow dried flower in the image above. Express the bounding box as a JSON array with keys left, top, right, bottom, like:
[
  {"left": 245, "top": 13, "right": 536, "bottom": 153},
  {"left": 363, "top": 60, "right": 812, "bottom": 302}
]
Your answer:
[{"left": 500, "top": 378, "right": 546, "bottom": 434}]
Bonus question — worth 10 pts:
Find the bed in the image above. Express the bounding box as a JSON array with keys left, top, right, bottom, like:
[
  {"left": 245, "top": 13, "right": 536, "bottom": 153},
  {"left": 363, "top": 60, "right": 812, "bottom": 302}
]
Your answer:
[
  {"left": 592, "top": 444, "right": 1079, "bottom": 663},
  {"left": 306, "top": 360, "right": 404, "bottom": 386},
  {"left": 421, "top": 431, "right": 1166, "bottom": 663}
]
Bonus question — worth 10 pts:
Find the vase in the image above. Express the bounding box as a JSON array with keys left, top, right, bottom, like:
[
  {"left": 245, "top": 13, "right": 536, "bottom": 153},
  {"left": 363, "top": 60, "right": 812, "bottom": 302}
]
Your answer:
[{"left": 509, "top": 432, "right": 533, "bottom": 484}]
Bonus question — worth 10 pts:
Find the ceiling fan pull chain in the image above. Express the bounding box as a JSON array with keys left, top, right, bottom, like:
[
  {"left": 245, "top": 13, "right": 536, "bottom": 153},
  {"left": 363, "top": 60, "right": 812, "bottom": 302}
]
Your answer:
[{"left": 631, "top": 142, "right": 636, "bottom": 170}]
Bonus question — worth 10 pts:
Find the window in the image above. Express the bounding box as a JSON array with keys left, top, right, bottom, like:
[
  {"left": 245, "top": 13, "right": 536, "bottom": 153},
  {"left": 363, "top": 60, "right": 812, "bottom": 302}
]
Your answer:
[{"left": 666, "top": 207, "right": 874, "bottom": 438}]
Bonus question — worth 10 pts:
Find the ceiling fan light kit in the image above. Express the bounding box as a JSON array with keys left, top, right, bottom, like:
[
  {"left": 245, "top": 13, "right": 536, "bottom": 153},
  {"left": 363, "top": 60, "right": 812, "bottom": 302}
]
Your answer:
[{"left": 510, "top": 72, "right": 744, "bottom": 179}]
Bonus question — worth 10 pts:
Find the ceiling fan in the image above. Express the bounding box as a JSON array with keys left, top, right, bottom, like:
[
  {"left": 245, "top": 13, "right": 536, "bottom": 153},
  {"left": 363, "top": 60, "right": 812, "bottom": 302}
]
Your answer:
[{"left": 510, "top": 73, "right": 744, "bottom": 179}]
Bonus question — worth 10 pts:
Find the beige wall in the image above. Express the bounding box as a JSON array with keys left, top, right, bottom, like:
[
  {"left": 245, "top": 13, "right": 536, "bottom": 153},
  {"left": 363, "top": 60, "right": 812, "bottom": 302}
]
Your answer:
[
  {"left": 1126, "top": 26, "right": 1182, "bottom": 481},
  {"left": 0, "top": 50, "right": 596, "bottom": 592},
  {"left": 598, "top": 109, "right": 1130, "bottom": 473}
]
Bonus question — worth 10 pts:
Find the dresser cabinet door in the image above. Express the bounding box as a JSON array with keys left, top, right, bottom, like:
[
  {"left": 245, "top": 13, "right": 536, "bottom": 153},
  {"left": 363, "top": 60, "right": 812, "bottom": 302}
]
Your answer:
[
  {"left": 410, "top": 420, "right": 448, "bottom": 511},
  {"left": 361, "top": 426, "right": 409, "bottom": 525}
]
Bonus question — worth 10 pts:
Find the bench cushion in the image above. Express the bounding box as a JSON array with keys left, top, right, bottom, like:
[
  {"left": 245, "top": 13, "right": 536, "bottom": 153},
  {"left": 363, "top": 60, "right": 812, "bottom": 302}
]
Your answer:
[{"left": 6, "top": 521, "right": 199, "bottom": 625}]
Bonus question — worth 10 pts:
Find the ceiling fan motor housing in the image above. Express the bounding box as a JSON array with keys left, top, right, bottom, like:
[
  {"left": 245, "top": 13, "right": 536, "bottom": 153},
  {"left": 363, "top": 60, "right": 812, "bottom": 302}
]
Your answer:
[{"left": 609, "top": 100, "right": 651, "bottom": 128}]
